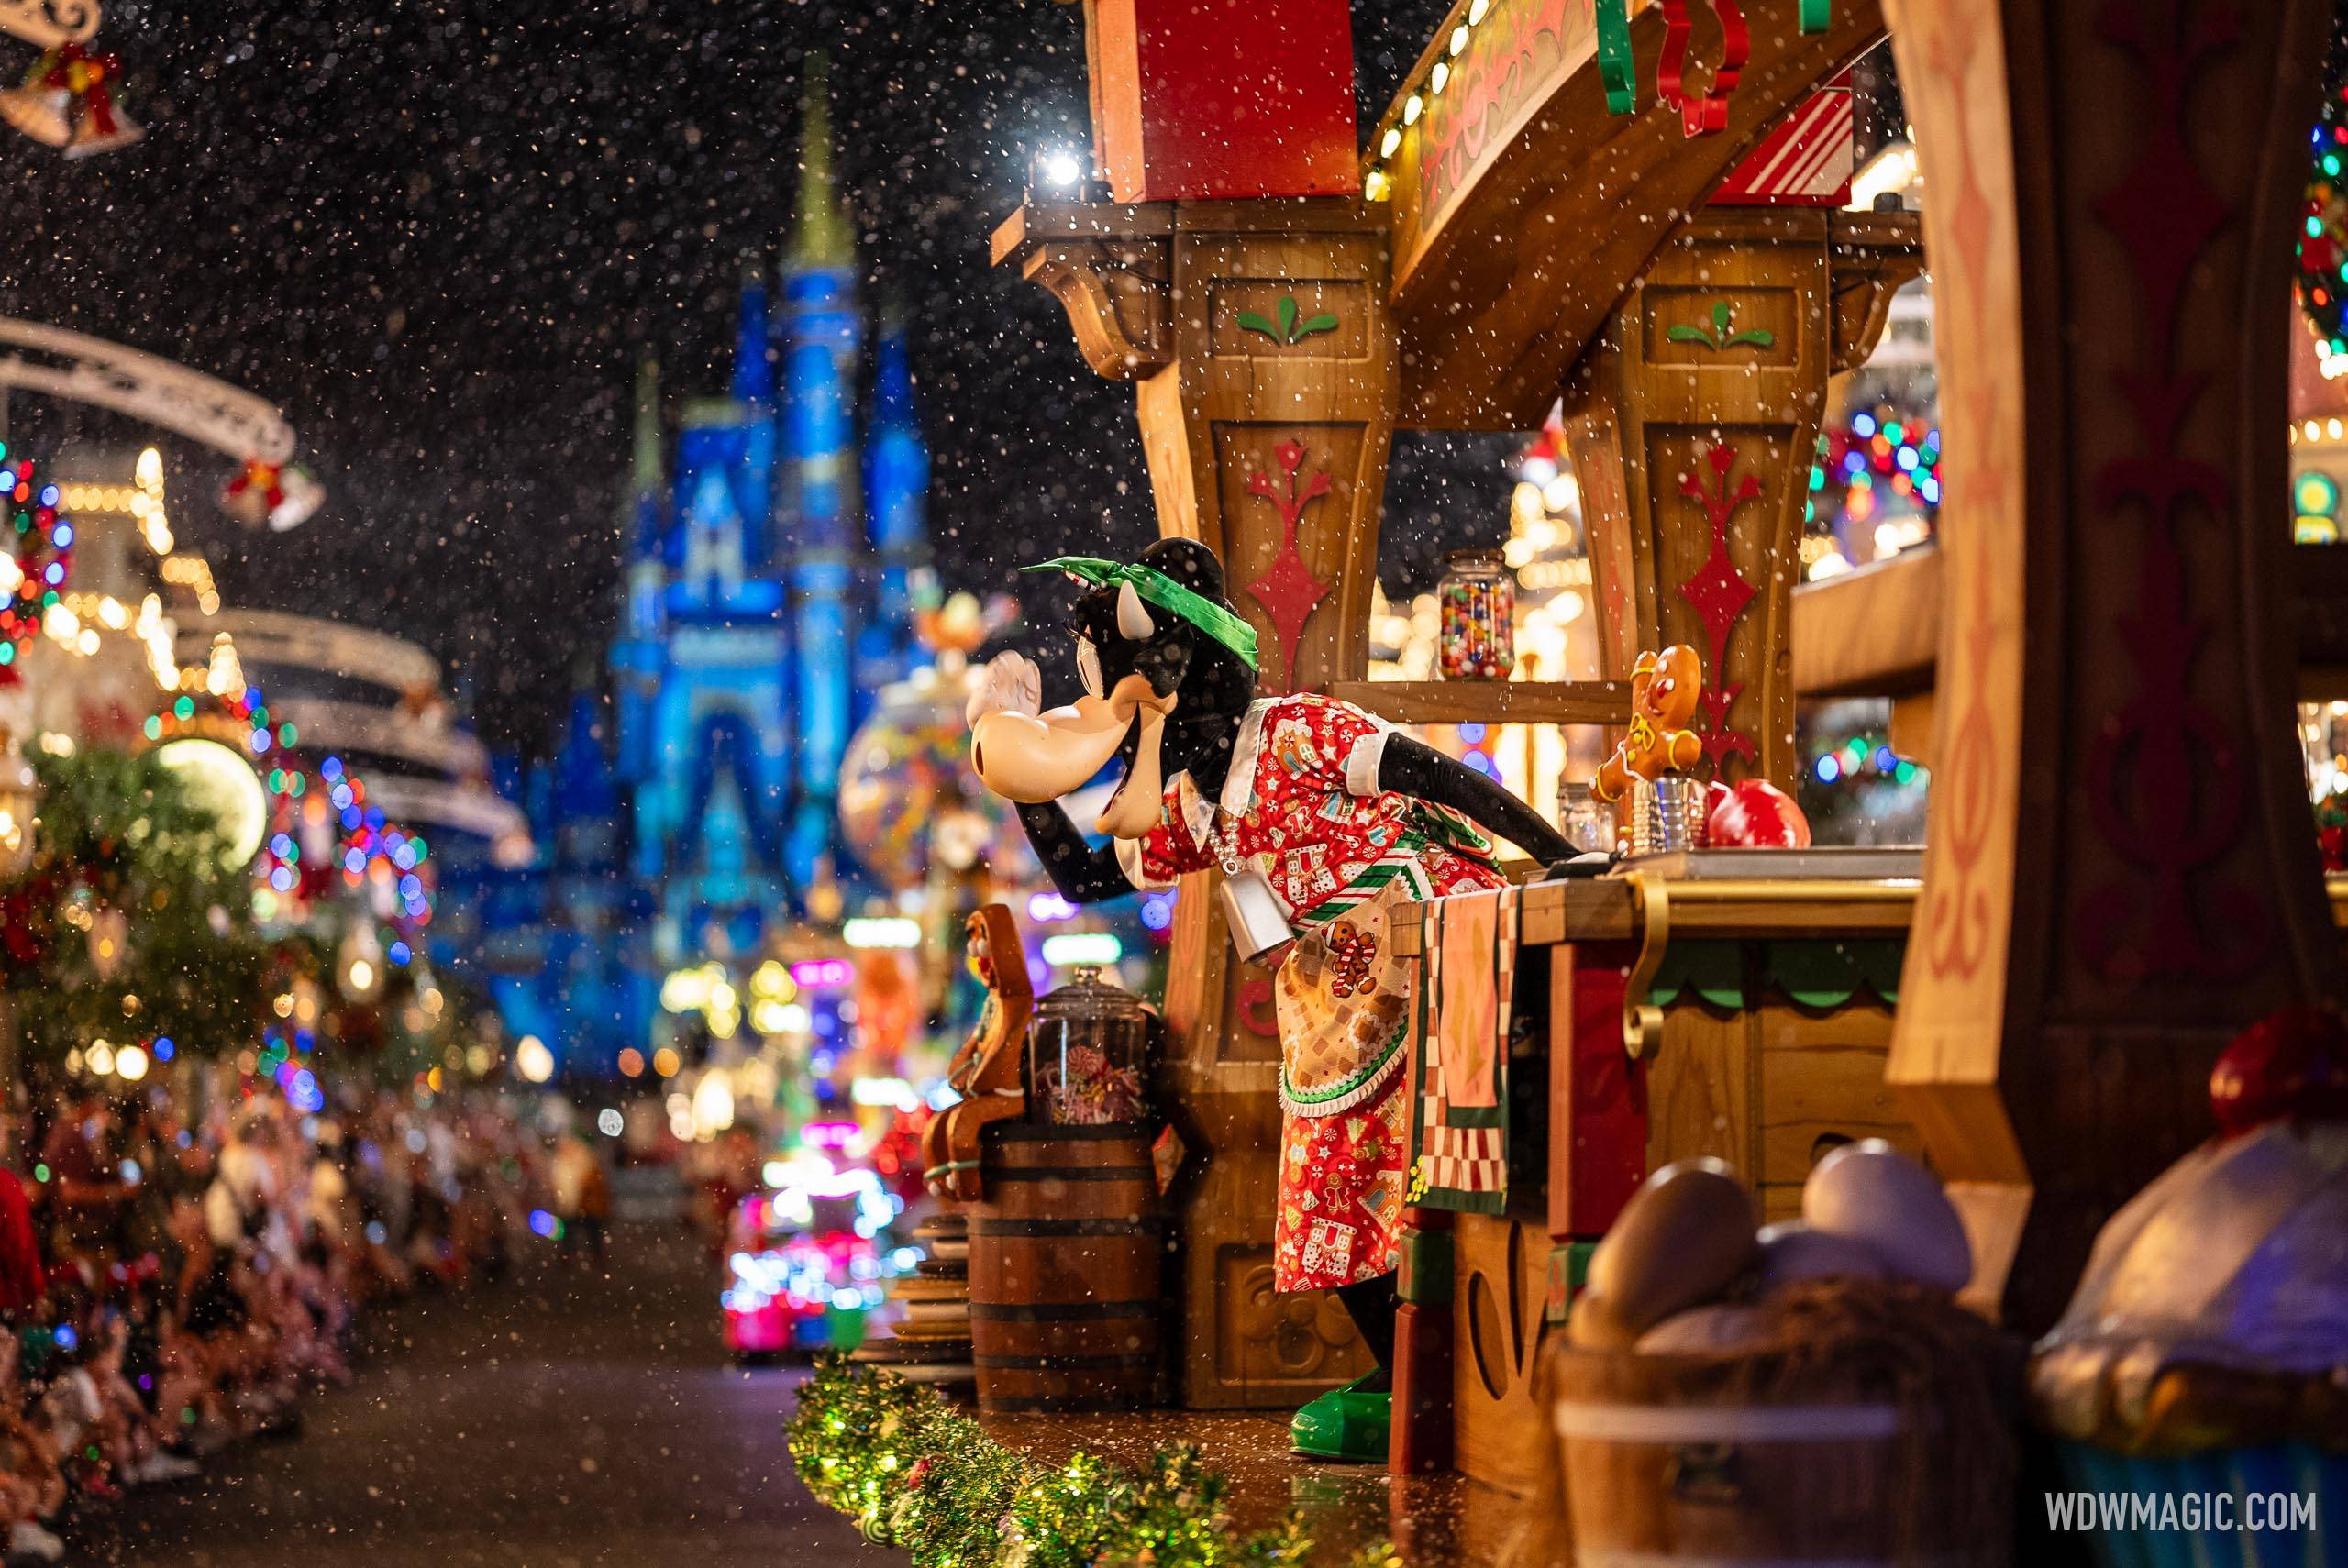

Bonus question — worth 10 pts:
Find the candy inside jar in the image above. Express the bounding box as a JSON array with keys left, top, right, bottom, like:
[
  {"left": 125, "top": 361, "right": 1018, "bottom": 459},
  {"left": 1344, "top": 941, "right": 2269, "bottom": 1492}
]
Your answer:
[
  {"left": 1024, "top": 966, "right": 1156, "bottom": 1126},
  {"left": 1437, "top": 547, "right": 1516, "bottom": 680}
]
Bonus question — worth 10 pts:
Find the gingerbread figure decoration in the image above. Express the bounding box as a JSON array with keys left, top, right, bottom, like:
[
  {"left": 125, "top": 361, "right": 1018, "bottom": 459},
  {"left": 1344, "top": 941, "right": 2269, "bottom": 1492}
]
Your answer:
[
  {"left": 919, "top": 904, "right": 1033, "bottom": 1202},
  {"left": 1592, "top": 644, "right": 1707, "bottom": 803}
]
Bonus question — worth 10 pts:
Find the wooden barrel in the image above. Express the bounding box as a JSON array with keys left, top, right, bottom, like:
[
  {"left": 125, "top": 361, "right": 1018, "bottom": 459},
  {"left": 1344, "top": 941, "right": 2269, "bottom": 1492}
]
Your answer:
[
  {"left": 967, "top": 1123, "right": 1161, "bottom": 1413},
  {"left": 1540, "top": 1341, "right": 2014, "bottom": 1567}
]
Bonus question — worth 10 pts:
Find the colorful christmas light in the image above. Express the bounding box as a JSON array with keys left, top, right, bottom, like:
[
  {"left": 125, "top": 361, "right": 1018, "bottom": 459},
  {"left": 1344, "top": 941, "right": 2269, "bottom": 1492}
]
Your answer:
[
  {"left": 1807, "top": 730, "right": 1922, "bottom": 790},
  {"left": 1808, "top": 409, "right": 1942, "bottom": 531},
  {"left": 2299, "top": 73, "right": 2348, "bottom": 371},
  {"left": 146, "top": 678, "right": 436, "bottom": 933},
  {"left": 0, "top": 454, "right": 75, "bottom": 682}
]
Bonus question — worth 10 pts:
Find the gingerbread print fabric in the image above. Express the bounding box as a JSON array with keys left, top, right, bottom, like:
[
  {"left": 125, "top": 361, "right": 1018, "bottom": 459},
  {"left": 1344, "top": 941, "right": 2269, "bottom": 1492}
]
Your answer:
[
  {"left": 1113, "top": 695, "right": 1505, "bottom": 1292},
  {"left": 1121, "top": 696, "right": 1496, "bottom": 921}
]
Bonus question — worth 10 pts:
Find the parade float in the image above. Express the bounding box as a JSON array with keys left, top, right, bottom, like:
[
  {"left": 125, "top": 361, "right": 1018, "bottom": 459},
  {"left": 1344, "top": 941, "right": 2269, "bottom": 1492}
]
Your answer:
[{"left": 792, "top": 0, "right": 2348, "bottom": 1562}]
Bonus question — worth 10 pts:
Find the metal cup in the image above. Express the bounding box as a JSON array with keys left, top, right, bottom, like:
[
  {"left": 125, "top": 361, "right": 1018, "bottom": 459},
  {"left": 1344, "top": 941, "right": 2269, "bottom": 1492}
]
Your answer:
[
  {"left": 1219, "top": 867, "right": 1296, "bottom": 964},
  {"left": 1625, "top": 775, "right": 1707, "bottom": 856}
]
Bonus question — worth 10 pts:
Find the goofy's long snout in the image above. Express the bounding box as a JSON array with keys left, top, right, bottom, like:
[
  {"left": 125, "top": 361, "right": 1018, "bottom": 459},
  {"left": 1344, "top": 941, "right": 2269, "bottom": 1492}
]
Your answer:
[
  {"left": 970, "top": 695, "right": 1131, "bottom": 804},
  {"left": 969, "top": 674, "right": 1178, "bottom": 838}
]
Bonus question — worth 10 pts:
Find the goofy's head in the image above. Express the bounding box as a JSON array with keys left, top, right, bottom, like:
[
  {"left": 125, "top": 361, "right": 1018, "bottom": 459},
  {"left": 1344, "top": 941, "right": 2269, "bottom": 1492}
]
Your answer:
[{"left": 969, "top": 538, "right": 1257, "bottom": 839}]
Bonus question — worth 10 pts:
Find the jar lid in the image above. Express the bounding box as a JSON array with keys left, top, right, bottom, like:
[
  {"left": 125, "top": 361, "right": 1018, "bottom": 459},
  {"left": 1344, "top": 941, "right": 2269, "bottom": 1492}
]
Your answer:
[
  {"left": 1034, "top": 966, "right": 1152, "bottom": 1023},
  {"left": 1445, "top": 547, "right": 1508, "bottom": 568}
]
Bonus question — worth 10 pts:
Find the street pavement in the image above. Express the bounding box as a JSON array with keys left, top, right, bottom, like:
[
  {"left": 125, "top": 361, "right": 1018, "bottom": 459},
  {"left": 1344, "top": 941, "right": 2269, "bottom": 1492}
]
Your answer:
[{"left": 72, "top": 1223, "right": 890, "bottom": 1567}]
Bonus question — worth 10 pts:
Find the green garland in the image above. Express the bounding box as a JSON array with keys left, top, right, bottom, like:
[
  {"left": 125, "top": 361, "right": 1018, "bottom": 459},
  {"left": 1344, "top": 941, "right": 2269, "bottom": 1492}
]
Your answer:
[
  {"left": 788, "top": 1359, "right": 1397, "bottom": 1568},
  {"left": 0, "top": 745, "right": 268, "bottom": 1062}
]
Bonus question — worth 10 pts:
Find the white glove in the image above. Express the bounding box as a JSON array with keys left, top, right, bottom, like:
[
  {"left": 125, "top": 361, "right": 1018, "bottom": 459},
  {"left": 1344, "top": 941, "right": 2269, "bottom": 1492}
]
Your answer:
[{"left": 966, "top": 651, "right": 1043, "bottom": 729}]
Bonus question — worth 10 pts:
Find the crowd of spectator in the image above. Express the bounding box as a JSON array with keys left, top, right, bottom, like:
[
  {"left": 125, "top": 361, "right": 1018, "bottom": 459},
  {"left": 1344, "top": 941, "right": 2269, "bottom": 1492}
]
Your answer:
[{"left": 0, "top": 1075, "right": 548, "bottom": 1564}]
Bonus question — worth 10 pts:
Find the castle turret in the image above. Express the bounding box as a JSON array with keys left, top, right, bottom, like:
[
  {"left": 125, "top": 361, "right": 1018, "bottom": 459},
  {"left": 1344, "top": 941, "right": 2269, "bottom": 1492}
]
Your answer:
[
  {"left": 858, "top": 305, "right": 931, "bottom": 690},
  {"left": 666, "top": 267, "right": 783, "bottom": 599},
  {"left": 779, "top": 55, "right": 862, "bottom": 896},
  {"left": 552, "top": 686, "right": 619, "bottom": 874},
  {"left": 731, "top": 262, "right": 776, "bottom": 407},
  {"left": 615, "top": 357, "right": 666, "bottom": 788},
  {"left": 633, "top": 266, "right": 795, "bottom": 909}
]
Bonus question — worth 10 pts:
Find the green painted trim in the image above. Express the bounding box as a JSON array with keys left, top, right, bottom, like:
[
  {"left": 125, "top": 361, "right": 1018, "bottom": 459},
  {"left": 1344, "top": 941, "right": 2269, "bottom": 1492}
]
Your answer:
[
  {"left": 1648, "top": 938, "right": 1744, "bottom": 1010},
  {"left": 1765, "top": 937, "right": 1905, "bottom": 1010},
  {"left": 1418, "top": 1188, "right": 1507, "bottom": 1217},
  {"left": 1650, "top": 937, "right": 1907, "bottom": 1010},
  {"left": 1399, "top": 1226, "right": 1455, "bottom": 1305},
  {"left": 1665, "top": 300, "right": 1778, "bottom": 352},
  {"left": 1237, "top": 293, "right": 1340, "bottom": 347},
  {"left": 1595, "top": 0, "right": 1636, "bottom": 114}
]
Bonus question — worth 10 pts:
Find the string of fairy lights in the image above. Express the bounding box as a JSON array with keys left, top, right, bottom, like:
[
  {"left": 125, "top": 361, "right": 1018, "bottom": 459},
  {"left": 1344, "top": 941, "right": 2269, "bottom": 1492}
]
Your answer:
[
  {"left": 0, "top": 452, "right": 75, "bottom": 676},
  {"left": 1359, "top": 0, "right": 1499, "bottom": 204},
  {"left": 11, "top": 441, "right": 438, "bottom": 943},
  {"left": 144, "top": 673, "right": 436, "bottom": 937},
  {"left": 2297, "top": 45, "right": 2348, "bottom": 380}
]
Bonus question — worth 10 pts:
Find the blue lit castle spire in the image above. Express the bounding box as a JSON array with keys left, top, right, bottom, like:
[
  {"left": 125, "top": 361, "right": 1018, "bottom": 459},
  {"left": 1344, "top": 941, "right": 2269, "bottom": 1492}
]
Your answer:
[
  {"left": 612, "top": 262, "right": 795, "bottom": 968},
  {"left": 556, "top": 57, "right": 929, "bottom": 1040},
  {"left": 780, "top": 55, "right": 862, "bottom": 902},
  {"left": 859, "top": 305, "right": 931, "bottom": 690},
  {"left": 612, "top": 356, "right": 667, "bottom": 789}
]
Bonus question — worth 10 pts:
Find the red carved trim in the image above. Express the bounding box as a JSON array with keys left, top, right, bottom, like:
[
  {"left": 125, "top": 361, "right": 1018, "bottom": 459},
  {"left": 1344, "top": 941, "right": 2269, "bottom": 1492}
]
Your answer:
[
  {"left": 1236, "top": 976, "right": 1279, "bottom": 1037},
  {"left": 1673, "top": 441, "right": 1759, "bottom": 767},
  {"left": 1243, "top": 440, "right": 1335, "bottom": 694},
  {"left": 2072, "top": 0, "right": 2266, "bottom": 982},
  {"left": 1658, "top": 0, "right": 1750, "bottom": 138}
]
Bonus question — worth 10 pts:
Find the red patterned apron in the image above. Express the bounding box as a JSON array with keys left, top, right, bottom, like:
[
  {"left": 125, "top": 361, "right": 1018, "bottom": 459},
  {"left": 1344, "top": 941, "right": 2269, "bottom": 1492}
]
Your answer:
[{"left": 1114, "top": 696, "right": 1506, "bottom": 1292}]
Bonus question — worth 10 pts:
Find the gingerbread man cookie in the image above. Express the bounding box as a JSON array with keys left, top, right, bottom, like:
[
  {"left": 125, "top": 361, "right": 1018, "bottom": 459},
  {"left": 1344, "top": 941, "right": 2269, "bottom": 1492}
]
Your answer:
[{"left": 1592, "top": 645, "right": 1706, "bottom": 804}]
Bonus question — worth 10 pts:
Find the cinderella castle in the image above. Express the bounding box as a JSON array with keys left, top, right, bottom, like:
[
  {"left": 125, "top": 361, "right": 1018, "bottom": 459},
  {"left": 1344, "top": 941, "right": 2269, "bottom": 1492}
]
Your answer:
[{"left": 480, "top": 75, "right": 931, "bottom": 1076}]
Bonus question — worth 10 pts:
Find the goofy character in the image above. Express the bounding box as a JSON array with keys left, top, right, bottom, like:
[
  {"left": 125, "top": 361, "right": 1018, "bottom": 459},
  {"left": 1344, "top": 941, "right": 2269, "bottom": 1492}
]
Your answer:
[{"left": 969, "top": 538, "right": 1569, "bottom": 1461}]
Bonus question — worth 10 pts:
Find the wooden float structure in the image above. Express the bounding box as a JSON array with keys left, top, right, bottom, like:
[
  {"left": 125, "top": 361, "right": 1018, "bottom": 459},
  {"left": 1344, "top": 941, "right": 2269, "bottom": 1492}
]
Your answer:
[
  {"left": 996, "top": 0, "right": 1914, "bottom": 1415},
  {"left": 988, "top": 0, "right": 2345, "bottom": 1499}
]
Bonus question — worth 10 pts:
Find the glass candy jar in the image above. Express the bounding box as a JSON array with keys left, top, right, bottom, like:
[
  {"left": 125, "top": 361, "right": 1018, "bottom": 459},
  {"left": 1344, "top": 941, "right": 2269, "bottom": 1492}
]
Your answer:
[
  {"left": 1559, "top": 782, "right": 1614, "bottom": 855},
  {"left": 1438, "top": 548, "right": 1516, "bottom": 679},
  {"left": 1025, "top": 966, "right": 1155, "bottom": 1126}
]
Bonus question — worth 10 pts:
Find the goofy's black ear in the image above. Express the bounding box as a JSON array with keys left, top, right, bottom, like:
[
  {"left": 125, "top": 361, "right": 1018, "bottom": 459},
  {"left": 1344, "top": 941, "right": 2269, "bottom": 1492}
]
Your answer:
[
  {"left": 1137, "top": 538, "right": 1227, "bottom": 602},
  {"left": 1134, "top": 633, "right": 1193, "bottom": 700}
]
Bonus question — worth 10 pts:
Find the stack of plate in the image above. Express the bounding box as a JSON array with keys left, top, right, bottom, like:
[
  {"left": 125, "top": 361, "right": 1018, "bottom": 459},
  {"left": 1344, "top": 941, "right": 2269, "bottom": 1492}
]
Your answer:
[{"left": 850, "top": 1211, "right": 973, "bottom": 1388}]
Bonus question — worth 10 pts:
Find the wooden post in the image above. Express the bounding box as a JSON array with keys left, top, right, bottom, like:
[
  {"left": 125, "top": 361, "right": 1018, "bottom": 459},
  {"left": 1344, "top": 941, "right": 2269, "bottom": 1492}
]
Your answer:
[
  {"left": 1884, "top": 0, "right": 2344, "bottom": 1331},
  {"left": 995, "top": 195, "right": 1398, "bottom": 1406},
  {"left": 1389, "top": 1207, "right": 1454, "bottom": 1473},
  {"left": 1562, "top": 209, "right": 1921, "bottom": 788}
]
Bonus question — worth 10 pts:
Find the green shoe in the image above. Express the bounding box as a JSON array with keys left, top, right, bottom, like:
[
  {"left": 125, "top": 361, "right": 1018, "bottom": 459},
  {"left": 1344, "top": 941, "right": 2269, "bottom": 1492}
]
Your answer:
[{"left": 1290, "top": 1375, "right": 1390, "bottom": 1463}]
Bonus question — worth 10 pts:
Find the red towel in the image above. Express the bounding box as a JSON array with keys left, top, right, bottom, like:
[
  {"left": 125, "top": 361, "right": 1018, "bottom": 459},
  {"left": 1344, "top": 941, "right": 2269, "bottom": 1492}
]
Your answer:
[{"left": 0, "top": 1166, "right": 46, "bottom": 1314}]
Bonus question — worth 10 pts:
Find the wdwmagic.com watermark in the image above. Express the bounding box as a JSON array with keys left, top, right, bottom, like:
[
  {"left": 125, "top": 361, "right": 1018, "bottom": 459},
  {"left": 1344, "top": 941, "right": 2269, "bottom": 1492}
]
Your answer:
[{"left": 2044, "top": 1490, "right": 2319, "bottom": 1533}]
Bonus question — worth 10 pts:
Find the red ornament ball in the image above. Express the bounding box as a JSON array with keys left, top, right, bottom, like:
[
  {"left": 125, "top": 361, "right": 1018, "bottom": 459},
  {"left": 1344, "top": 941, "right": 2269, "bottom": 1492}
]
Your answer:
[
  {"left": 1705, "top": 778, "right": 1812, "bottom": 849},
  {"left": 2209, "top": 1006, "right": 2348, "bottom": 1135}
]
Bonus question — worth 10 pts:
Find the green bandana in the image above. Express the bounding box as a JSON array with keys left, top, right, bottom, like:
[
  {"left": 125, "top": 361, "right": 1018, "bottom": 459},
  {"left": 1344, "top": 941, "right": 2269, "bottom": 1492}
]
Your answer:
[{"left": 1022, "top": 555, "right": 1260, "bottom": 672}]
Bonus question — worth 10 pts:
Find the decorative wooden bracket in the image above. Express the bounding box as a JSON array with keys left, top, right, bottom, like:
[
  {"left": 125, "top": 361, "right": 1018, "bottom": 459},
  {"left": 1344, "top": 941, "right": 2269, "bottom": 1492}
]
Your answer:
[
  {"left": 1828, "top": 215, "right": 1929, "bottom": 374},
  {"left": 1621, "top": 870, "right": 1671, "bottom": 1059},
  {"left": 991, "top": 203, "right": 1172, "bottom": 381}
]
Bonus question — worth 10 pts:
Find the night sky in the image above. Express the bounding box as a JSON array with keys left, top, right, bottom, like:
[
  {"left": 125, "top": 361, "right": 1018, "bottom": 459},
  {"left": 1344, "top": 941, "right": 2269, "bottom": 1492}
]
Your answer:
[{"left": 0, "top": 0, "right": 1510, "bottom": 759}]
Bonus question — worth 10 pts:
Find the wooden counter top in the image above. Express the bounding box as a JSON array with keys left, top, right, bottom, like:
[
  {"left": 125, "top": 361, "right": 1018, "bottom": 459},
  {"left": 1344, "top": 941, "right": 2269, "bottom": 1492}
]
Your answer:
[
  {"left": 1390, "top": 868, "right": 2348, "bottom": 960},
  {"left": 1391, "top": 864, "right": 1921, "bottom": 956}
]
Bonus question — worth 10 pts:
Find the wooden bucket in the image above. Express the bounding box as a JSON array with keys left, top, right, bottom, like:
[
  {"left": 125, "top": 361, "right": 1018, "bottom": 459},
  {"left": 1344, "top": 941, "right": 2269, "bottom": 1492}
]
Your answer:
[
  {"left": 1540, "top": 1342, "right": 2012, "bottom": 1567},
  {"left": 967, "top": 1123, "right": 1161, "bottom": 1413}
]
